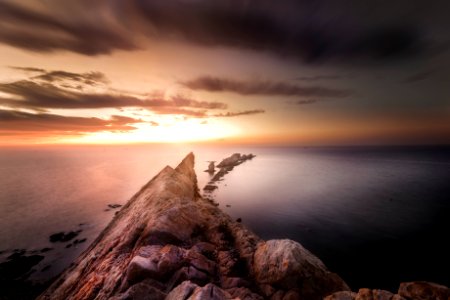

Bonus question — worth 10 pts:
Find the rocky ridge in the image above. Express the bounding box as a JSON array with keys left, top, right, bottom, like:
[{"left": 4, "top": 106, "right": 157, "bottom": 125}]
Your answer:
[{"left": 38, "top": 153, "right": 348, "bottom": 300}]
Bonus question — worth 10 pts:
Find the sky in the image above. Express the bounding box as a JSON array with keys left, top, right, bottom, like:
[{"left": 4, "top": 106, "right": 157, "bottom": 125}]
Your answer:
[{"left": 0, "top": 0, "right": 449, "bottom": 145}]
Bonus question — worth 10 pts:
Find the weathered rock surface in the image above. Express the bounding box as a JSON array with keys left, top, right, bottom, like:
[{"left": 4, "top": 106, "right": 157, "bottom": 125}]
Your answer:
[
  {"left": 38, "top": 153, "right": 347, "bottom": 300},
  {"left": 253, "top": 239, "right": 349, "bottom": 299},
  {"left": 398, "top": 281, "right": 449, "bottom": 300},
  {"left": 326, "top": 281, "right": 450, "bottom": 300},
  {"left": 215, "top": 153, "right": 255, "bottom": 172},
  {"left": 217, "top": 153, "right": 242, "bottom": 168},
  {"left": 324, "top": 291, "right": 357, "bottom": 300},
  {"left": 206, "top": 161, "right": 216, "bottom": 174}
]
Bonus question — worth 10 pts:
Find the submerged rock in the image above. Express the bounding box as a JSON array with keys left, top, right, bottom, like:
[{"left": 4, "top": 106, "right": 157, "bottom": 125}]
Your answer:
[
  {"left": 0, "top": 253, "right": 44, "bottom": 280},
  {"left": 108, "top": 204, "right": 122, "bottom": 209},
  {"left": 37, "top": 153, "right": 347, "bottom": 300},
  {"left": 49, "top": 230, "right": 82, "bottom": 243},
  {"left": 73, "top": 238, "right": 86, "bottom": 244},
  {"left": 203, "top": 184, "right": 218, "bottom": 191}
]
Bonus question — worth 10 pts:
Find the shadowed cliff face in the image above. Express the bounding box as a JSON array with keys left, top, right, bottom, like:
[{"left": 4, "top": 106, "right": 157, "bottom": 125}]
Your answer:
[{"left": 37, "top": 152, "right": 348, "bottom": 300}]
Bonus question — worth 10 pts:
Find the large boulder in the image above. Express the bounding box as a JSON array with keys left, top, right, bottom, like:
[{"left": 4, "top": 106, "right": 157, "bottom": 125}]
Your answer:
[
  {"left": 166, "top": 281, "right": 232, "bottom": 300},
  {"left": 324, "top": 281, "right": 450, "bottom": 300},
  {"left": 252, "top": 239, "right": 349, "bottom": 300},
  {"left": 355, "top": 288, "right": 395, "bottom": 300},
  {"left": 398, "top": 281, "right": 449, "bottom": 300},
  {"left": 324, "top": 291, "right": 357, "bottom": 300}
]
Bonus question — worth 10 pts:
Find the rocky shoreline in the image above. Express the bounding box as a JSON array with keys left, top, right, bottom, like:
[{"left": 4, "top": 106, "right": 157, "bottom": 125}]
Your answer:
[{"left": 31, "top": 153, "right": 449, "bottom": 299}]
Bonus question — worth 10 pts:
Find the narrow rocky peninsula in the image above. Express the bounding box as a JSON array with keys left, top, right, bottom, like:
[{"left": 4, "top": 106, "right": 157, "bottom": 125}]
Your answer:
[
  {"left": 38, "top": 153, "right": 449, "bottom": 300},
  {"left": 38, "top": 153, "right": 348, "bottom": 300}
]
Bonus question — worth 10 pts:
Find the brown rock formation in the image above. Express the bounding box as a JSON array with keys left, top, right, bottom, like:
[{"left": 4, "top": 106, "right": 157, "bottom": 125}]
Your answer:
[
  {"left": 326, "top": 281, "right": 450, "bottom": 300},
  {"left": 253, "top": 239, "right": 349, "bottom": 299},
  {"left": 38, "top": 153, "right": 348, "bottom": 300},
  {"left": 204, "top": 153, "right": 256, "bottom": 196},
  {"left": 398, "top": 282, "right": 450, "bottom": 300},
  {"left": 207, "top": 161, "right": 216, "bottom": 174}
]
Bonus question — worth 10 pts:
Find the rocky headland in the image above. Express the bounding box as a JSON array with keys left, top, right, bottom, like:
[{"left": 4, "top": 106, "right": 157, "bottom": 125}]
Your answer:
[{"left": 37, "top": 153, "right": 449, "bottom": 300}]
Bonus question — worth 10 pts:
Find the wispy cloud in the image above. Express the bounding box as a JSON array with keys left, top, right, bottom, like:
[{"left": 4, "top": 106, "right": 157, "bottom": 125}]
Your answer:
[
  {"left": 212, "top": 109, "right": 265, "bottom": 117},
  {"left": 181, "top": 76, "right": 352, "bottom": 98},
  {"left": 0, "top": 109, "right": 142, "bottom": 134},
  {"left": 8, "top": 66, "right": 46, "bottom": 73},
  {"left": 1, "top": 69, "right": 227, "bottom": 112},
  {"left": 294, "top": 75, "right": 352, "bottom": 81},
  {"left": 33, "top": 71, "right": 109, "bottom": 86},
  {"left": 296, "top": 99, "right": 318, "bottom": 105},
  {"left": 0, "top": 67, "right": 266, "bottom": 138},
  {"left": 0, "top": 1, "right": 137, "bottom": 56}
]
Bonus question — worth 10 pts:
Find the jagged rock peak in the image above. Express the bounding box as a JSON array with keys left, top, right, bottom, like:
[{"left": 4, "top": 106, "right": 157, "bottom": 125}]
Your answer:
[{"left": 174, "top": 152, "right": 196, "bottom": 180}]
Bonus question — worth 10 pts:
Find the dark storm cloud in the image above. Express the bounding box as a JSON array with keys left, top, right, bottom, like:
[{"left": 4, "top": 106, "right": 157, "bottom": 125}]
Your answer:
[
  {"left": 0, "top": 80, "right": 143, "bottom": 109},
  {"left": 181, "top": 76, "right": 351, "bottom": 98},
  {"left": 0, "top": 1, "right": 137, "bottom": 55},
  {"left": 33, "top": 71, "right": 109, "bottom": 85},
  {"left": 114, "top": 1, "right": 430, "bottom": 62},
  {"left": 0, "top": 0, "right": 445, "bottom": 62},
  {"left": 295, "top": 75, "right": 351, "bottom": 81},
  {"left": 296, "top": 99, "right": 318, "bottom": 105},
  {"left": 212, "top": 109, "right": 265, "bottom": 118},
  {"left": 9, "top": 66, "right": 109, "bottom": 88},
  {"left": 0, "top": 109, "right": 141, "bottom": 133},
  {"left": 403, "top": 70, "right": 435, "bottom": 83},
  {"left": 8, "top": 66, "right": 46, "bottom": 73},
  {"left": 169, "top": 95, "right": 227, "bottom": 110}
]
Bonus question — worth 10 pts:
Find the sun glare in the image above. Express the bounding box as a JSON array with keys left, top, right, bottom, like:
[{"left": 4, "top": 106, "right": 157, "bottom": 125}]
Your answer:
[{"left": 66, "top": 118, "right": 240, "bottom": 144}]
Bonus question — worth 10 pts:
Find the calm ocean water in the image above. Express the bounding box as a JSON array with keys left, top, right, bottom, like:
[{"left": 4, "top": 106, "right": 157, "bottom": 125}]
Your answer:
[{"left": 0, "top": 144, "right": 449, "bottom": 291}]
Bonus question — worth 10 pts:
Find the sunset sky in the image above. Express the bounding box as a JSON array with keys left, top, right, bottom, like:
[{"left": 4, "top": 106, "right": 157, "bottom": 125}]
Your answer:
[{"left": 0, "top": 0, "right": 449, "bottom": 145}]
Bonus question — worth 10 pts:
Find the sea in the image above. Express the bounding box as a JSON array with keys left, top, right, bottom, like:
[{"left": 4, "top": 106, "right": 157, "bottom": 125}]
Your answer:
[{"left": 0, "top": 144, "right": 449, "bottom": 294}]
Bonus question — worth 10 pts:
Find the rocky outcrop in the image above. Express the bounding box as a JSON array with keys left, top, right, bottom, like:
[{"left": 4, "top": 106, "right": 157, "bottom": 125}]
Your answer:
[
  {"left": 38, "top": 153, "right": 348, "bottom": 300},
  {"left": 203, "top": 153, "right": 256, "bottom": 196},
  {"left": 398, "top": 282, "right": 449, "bottom": 300},
  {"left": 253, "top": 240, "right": 349, "bottom": 299},
  {"left": 206, "top": 161, "right": 216, "bottom": 174},
  {"left": 325, "top": 281, "right": 450, "bottom": 300},
  {"left": 216, "top": 153, "right": 254, "bottom": 169}
]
